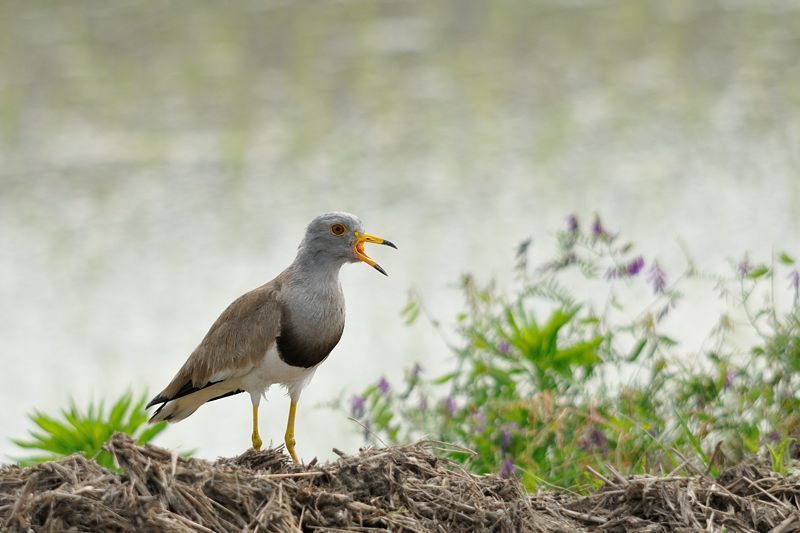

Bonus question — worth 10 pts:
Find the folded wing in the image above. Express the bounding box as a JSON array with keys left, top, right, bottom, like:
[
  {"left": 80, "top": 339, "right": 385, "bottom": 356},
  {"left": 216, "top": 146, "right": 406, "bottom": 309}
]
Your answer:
[{"left": 147, "top": 278, "right": 283, "bottom": 422}]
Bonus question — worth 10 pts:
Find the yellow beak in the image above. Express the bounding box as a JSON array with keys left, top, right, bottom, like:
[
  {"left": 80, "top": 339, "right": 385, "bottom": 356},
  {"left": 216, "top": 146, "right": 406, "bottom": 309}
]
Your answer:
[{"left": 354, "top": 232, "right": 397, "bottom": 276}]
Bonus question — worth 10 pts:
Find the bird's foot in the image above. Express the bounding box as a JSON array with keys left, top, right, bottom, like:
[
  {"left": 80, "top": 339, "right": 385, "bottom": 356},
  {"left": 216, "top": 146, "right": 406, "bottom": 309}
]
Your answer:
[
  {"left": 285, "top": 433, "right": 298, "bottom": 464},
  {"left": 252, "top": 432, "right": 263, "bottom": 451}
]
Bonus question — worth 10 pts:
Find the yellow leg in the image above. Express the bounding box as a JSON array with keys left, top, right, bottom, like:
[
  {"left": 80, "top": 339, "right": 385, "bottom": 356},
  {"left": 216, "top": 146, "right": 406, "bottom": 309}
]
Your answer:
[
  {"left": 284, "top": 400, "right": 299, "bottom": 463},
  {"left": 251, "top": 404, "right": 263, "bottom": 451}
]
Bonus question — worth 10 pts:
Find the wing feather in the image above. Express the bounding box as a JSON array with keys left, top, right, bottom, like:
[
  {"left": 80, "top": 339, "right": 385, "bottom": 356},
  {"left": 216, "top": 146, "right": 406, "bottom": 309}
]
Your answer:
[{"left": 147, "top": 277, "right": 283, "bottom": 409}]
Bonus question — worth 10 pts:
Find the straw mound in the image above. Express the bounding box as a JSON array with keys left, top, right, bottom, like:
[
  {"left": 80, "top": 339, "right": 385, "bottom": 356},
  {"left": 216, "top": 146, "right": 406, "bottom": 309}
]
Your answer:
[
  {"left": 540, "top": 462, "right": 800, "bottom": 533},
  {"left": 2, "top": 434, "right": 800, "bottom": 532},
  {"left": 0, "top": 434, "right": 561, "bottom": 532}
]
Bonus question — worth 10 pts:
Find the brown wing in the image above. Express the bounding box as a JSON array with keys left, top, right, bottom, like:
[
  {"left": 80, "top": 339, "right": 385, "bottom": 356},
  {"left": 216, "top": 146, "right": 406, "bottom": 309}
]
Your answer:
[{"left": 147, "top": 276, "right": 283, "bottom": 408}]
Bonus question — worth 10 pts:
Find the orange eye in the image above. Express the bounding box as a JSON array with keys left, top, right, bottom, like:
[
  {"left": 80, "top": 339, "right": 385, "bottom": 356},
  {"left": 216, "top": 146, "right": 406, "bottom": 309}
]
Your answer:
[{"left": 330, "top": 223, "right": 346, "bottom": 236}]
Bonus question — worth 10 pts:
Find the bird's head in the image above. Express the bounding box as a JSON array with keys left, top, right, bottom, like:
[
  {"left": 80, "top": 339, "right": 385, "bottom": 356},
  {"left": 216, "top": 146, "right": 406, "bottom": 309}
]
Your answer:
[{"left": 300, "top": 212, "right": 397, "bottom": 275}]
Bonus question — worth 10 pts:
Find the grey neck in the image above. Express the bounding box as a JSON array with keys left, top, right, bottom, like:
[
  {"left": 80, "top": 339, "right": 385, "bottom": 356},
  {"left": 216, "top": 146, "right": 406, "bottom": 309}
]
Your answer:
[{"left": 288, "top": 246, "right": 346, "bottom": 283}]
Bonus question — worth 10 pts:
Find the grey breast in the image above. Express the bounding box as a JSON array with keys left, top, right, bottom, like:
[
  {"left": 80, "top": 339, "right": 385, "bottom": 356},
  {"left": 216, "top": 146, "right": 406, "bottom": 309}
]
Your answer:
[{"left": 276, "top": 280, "right": 346, "bottom": 368}]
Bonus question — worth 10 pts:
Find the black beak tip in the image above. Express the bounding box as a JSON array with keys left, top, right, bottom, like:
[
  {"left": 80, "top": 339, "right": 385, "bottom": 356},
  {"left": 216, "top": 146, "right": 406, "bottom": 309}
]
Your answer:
[
  {"left": 373, "top": 263, "right": 388, "bottom": 276},
  {"left": 382, "top": 239, "right": 398, "bottom": 250}
]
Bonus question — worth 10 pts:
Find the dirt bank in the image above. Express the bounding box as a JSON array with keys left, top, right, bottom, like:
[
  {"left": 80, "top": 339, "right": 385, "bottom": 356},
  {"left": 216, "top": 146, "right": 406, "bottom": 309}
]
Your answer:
[{"left": 1, "top": 434, "right": 798, "bottom": 532}]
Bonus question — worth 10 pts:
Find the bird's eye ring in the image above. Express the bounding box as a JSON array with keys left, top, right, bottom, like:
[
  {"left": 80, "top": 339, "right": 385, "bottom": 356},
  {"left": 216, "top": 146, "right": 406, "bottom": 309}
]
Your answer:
[{"left": 330, "top": 223, "right": 346, "bottom": 236}]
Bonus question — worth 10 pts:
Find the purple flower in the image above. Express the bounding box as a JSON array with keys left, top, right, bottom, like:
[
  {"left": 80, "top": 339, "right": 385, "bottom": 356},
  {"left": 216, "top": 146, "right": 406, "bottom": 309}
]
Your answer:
[
  {"left": 515, "top": 238, "right": 531, "bottom": 271},
  {"left": 350, "top": 395, "right": 365, "bottom": 418},
  {"left": 591, "top": 217, "right": 602, "bottom": 235},
  {"left": 566, "top": 215, "right": 579, "bottom": 233},
  {"left": 591, "top": 429, "right": 607, "bottom": 448},
  {"left": 605, "top": 266, "right": 620, "bottom": 280},
  {"left": 768, "top": 431, "right": 780, "bottom": 443},
  {"left": 500, "top": 458, "right": 516, "bottom": 479},
  {"left": 724, "top": 370, "right": 735, "bottom": 389},
  {"left": 591, "top": 215, "right": 606, "bottom": 239},
  {"left": 445, "top": 397, "right": 457, "bottom": 416},
  {"left": 376, "top": 377, "right": 391, "bottom": 395},
  {"left": 498, "top": 340, "right": 510, "bottom": 355},
  {"left": 501, "top": 422, "right": 517, "bottom": 451},
  {"left": 626, "top": 256, "right": 645, "bottom": 276},
  {"left": 647, "top": 261, "right": 667, "bottom": 294},
  {"left": 606, "top": 256, "right": 644, "bottom": 279},
  {"left": 738, "top": 254, "right": 753, "bottom": 277},
  {"left": 472, "top": 410, "right": 488, "bottom": 433},
  {"left": 516, "top": 238, "right": 531, "bottom": 259},
  {"left": 417, "top": 394, "right": 428, "bottom": 411},
  {"left": 788, "top": 270, "right": 800, "bottom": 304},
  {"left": 545, "top": 253, "right": 578, "bottom": 272},
  {"left": 579, "top": 428, "right": 608, "bottom": 451},
  {"left": 790, "top": 270, "right": 800, "bottom": 289}
]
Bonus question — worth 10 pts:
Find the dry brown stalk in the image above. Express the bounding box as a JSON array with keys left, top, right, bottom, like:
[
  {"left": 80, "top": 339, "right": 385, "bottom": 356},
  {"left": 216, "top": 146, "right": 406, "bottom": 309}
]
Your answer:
[{"left": 4, "top": 434, "right": 800, "bottom": 532}]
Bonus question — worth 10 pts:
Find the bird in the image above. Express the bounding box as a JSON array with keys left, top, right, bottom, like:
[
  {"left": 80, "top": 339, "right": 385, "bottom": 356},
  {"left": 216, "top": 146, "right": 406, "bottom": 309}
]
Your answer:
[{"left": 146, "top": 212, "right": 396, "bottom": 463}]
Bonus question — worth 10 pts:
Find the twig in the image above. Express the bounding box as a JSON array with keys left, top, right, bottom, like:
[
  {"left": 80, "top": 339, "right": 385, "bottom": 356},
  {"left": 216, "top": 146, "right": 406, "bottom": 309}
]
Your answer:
[
  {"left": 348, "top": 417, "right": 388, "bottom": 447},
  {"left": 259, "top": 471, "right": 325, "bottom": 480},
  {"left": 604, "top": 464, "right": 629, "bottom": 486},
  {"left": 769, "top": 514, "right": 797, "bottom": 533},
  {"left": 585, "top": 465, "right": 614, "bottom": 487},
  {"left": 560, "top": 507, "right": 608, "bottom": 525}
]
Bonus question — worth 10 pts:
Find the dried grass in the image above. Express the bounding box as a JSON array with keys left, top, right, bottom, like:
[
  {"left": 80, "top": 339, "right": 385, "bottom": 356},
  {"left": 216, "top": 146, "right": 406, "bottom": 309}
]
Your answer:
[
  {"left": 539, "top": 462, "right": 800, "bottom": 532},
  {"left": 3, "top": 434, "right": 800, "bottom": 532},
  {"left": 0, "top": 434, "right": 560, "bottom": 532}
]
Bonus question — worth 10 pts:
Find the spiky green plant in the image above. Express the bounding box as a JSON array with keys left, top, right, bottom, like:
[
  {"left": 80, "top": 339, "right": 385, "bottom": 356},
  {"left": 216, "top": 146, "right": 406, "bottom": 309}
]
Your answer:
[{"left": 12, "top": 391, "right": 167, "bottom": 470}]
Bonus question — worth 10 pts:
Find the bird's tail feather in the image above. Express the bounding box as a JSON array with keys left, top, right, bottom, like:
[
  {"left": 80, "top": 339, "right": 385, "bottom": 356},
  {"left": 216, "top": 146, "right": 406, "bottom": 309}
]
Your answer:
[{"left": 149, "top": 380, "right": 243, "bottom": 423}]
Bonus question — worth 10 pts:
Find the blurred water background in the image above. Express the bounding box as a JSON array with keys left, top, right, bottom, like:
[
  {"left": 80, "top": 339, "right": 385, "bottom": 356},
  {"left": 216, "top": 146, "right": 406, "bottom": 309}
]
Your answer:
[{"left": 1, "top": 0, "right": 799, "bottom": 461}]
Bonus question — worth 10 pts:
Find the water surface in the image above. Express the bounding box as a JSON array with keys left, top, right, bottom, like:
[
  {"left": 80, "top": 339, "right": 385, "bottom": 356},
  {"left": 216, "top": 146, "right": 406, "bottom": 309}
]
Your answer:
[{"left": 1, "top": 0, "right": 798, "bottom": 461}]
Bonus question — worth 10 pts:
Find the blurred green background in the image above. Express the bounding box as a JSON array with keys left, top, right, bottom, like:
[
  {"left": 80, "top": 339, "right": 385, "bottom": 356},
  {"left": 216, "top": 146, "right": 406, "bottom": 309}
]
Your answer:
[{"left": 1, "top": 0, "right": 798, "bottom": 461}]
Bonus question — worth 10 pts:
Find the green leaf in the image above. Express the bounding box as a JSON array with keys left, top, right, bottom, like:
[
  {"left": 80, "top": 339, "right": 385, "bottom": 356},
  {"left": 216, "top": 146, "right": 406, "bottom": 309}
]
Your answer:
[
  {"left": 748, "top": 265, "right": 770, "bottom": 279},
  {"left": 505, "top": 306, "right": 522, "bottom": 338},
  {"left": 627, "top": 338, "right": 648, "bottom": 362},
  {"left": 488, "top": 367, "right": 514, "bottom": 387},
  {"left": 540, "top": 307, "right": 579, "bottom": 356},
  {"left": 767, "top": 438, "right": 795, "bottom": 475},
  {"left": 656, "top": 335, "right": 678, "bottom": 347},
  {"left": 779, "top": 252, "right": 795, "bottom": 265},
  {"left": 552, "top": 337, "right": 603, "bottom": 367},
  {"left": 108, "top": 392, "right": 132, "bottom": 430},
  {"left": 433, "top": 372, "right": 458, "bottom": 384},
  {"left": 137, "top": 422, "right": 168, "bottom": 444},
  {"left": 400, "top": 299, "right": 420, "bottom": 325},
  {"left": 675, "top": 413, "right": 712, "bottom": 474}
]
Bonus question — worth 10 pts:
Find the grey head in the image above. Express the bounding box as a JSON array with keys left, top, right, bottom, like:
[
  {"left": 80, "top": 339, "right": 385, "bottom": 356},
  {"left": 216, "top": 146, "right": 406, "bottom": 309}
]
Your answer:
[{"left": 294, "top": 211, "right": 397, "bottom": 275}]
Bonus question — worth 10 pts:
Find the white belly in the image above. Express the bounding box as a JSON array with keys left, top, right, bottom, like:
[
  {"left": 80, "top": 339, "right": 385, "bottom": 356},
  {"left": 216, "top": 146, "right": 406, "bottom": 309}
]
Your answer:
[{"left": 240, "top": 345, "right": 318, "bottom": 401}]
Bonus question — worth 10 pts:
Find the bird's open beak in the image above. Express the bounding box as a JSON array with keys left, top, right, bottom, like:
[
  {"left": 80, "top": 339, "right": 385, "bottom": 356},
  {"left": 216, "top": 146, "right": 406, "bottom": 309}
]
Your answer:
[{"left": 354, "top": 232, "right": 397, "bottom": 276}]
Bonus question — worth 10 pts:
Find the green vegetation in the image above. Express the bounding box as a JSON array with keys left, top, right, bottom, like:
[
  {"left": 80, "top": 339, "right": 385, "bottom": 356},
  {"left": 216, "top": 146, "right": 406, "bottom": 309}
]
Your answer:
[
  {"left": 12, "top": 391, "right": 167, "bottom": 470},
  {"left": 349, "top": 214, "right": 800, "bottom": 491}
]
